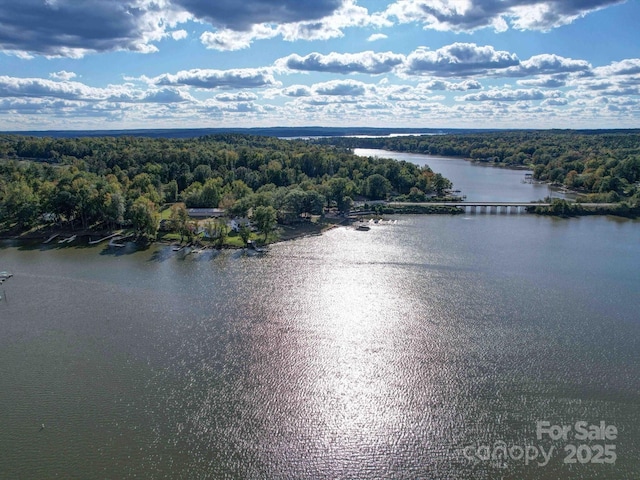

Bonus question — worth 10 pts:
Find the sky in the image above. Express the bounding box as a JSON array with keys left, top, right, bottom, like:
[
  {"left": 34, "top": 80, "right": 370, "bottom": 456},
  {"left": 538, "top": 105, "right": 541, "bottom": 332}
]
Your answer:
[{"left": 0, "top": 0, "right": 639, "bottom": 131}]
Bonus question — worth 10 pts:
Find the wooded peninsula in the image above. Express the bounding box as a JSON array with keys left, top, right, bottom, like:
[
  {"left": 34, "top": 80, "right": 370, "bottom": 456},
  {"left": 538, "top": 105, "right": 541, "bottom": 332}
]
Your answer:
[
  {"left": 0, "top": 133, "right": 451, "bottom": 244},
  {"left": 1, "top": 130, "right": 639, "bottom": 245}
]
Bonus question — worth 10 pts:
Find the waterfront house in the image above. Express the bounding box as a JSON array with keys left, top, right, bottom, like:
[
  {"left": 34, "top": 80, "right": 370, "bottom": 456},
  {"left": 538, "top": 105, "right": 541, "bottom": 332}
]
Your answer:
[
  {"left": 187, "top": 208, "right": 226, "bottom": 218},
  {"left": 230, "top": 217, "right": 251, "bottom": 232}
]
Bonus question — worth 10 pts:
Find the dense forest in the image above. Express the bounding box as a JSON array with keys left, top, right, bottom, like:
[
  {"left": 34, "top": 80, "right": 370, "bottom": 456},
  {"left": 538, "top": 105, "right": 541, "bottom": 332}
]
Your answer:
[
  {"left": 317, "top": 130, "right": 640, "bottom": 204},
  {"left": 0, "top": 134, "right": 450, "bottom": 240}
]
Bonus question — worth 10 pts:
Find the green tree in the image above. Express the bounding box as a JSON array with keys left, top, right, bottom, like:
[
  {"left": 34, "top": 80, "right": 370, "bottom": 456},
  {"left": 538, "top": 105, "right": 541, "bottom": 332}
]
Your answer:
[
  {"left": 200, "top": 178, "right": 221, "bottom": 207},
  {"left": 164, "top": 179, "right": 178, "bottom": 203},
  {"left": 104, "top": 192, "right": 125, "bottom": 231},
  {"left": 2, "top": 179, "right": 40, "bottom": 227},
  {"left": 193, "top": 164, "right": 213, "bottom": 184},
  {"left": 230, "top": 179, "right": 252, "bottom": 199},
  {"left": 303, "top": 190, "right": 325, "bottom": 215},
  {"left": 364, "top": 174, "right": 392, "bottom": 200},
  {"left": 433, "top": 173, "right": 452, "bottom": 197},
  {"left": 238, "top": 224, "right": 251, "bottom": 247},
  {"left": 130, "top": 197, "right": 160, "bottom": 242},
  {"left": 340, "top": 195, "right": 353, "bottom": 213},
  {"left": 253, "top": 205, "right": 277, "bottom": 241},
  {"left": 326, "top": 177, "right": 355, "bottom": 211},
  {"left": 168, "top": 203, "right": 189, "bottom": 242},
  {"left": 205, "top": 219, "right": 228, "bottom": 248}
]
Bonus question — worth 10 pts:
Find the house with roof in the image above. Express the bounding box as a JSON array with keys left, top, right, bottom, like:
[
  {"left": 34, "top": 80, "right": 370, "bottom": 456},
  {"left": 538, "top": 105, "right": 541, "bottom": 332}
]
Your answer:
[
  {"left": 187, "top": 208, "right": 226, "bottom": 218},
  {"left": 230, "top": 217, "right": 252, "bottom": 232}
]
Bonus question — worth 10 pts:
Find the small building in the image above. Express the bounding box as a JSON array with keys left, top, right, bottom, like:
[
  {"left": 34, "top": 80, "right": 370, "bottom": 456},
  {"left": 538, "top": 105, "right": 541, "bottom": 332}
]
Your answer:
[
  {"left": 230, "top": 217, "right": 251, "bottom": 232},
  {"left": 187, "top": 208, "right": 226, "bottom": 218},
  {"left": 40, "top": 212, "right": 57, "bottom": 222}
]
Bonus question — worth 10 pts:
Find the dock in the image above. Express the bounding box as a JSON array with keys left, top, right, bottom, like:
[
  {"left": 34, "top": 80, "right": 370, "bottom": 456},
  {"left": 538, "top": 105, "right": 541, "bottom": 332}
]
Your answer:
[
  {"left": 89, "top": 232, "right": 122, "bottom": 245},
  {"left": 57, "top": 234, "right": 77, "bottom": 244},
  {"left": 43, "top": 234, "right": 59, "bottom": 244}
]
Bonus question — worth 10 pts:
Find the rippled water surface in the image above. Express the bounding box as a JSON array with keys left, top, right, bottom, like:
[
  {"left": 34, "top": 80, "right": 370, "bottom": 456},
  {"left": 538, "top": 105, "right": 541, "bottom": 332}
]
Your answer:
[{"left": 1, "top": 214, "right": 639, "bottom": 479}]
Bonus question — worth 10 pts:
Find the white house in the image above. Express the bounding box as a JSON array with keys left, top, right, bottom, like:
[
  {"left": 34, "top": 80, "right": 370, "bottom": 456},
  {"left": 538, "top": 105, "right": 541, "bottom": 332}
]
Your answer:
[{"left": 230, "top": 217, "right": 251, "bottom": 232}]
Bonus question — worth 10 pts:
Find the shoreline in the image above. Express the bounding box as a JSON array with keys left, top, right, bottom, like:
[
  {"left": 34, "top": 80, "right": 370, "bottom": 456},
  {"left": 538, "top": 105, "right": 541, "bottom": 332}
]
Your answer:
[
  {"left": 1, "top": 200, "right": 637, "bottom": 248},
  {"left": 0, "top": 217, "right": 349, "bottom": 249}
]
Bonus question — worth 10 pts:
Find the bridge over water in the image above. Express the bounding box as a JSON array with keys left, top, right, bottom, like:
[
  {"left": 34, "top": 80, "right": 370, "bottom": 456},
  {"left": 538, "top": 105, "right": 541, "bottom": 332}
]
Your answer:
[{"left": 388, "top": 201, "right": 616, "bottom": 214}]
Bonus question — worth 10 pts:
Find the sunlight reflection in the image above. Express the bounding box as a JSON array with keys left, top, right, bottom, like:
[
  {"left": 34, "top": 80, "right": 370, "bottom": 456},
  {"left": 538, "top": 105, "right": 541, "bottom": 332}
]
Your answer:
[{"left": 307, "top": 249, "right": 406, "bottom": 453}]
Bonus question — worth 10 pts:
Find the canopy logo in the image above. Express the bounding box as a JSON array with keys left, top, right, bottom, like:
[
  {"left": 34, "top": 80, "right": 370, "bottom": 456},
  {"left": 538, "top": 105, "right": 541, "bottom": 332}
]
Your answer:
[{"left": 462, "top": 420, "right": 617, "bottom": 467}]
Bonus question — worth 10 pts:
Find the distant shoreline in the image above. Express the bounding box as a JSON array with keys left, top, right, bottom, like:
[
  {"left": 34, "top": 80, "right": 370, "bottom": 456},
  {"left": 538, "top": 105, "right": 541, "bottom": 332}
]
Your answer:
[{"left": 4, "top": 127, "right": 640, "bottom": 140}]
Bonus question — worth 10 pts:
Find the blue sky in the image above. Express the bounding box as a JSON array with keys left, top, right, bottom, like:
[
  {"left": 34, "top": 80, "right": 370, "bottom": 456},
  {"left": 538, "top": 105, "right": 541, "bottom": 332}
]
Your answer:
[{"left": 1, "top": 0, "right": 638, "bottom": 131}]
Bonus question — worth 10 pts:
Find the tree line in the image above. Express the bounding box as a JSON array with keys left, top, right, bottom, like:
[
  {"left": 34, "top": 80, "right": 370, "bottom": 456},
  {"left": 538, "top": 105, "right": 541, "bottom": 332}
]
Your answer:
[{"left": 0, "top": 134, "right": 449, "bottom": 241}]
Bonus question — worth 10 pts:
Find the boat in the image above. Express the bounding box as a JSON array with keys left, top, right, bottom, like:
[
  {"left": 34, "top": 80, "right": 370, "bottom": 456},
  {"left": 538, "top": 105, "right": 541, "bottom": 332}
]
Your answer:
[{"left": 246, "top": 240, "right": 267, "bottom": 253}]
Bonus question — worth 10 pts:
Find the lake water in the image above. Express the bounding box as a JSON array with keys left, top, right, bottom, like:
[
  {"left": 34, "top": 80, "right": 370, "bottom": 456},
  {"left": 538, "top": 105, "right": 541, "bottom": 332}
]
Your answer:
[
  {"left": 354, "top": 148, "right": 568, "bottom": 201},
  {"left": 0, "top": 152, "right": 639, "bottom": 479}
]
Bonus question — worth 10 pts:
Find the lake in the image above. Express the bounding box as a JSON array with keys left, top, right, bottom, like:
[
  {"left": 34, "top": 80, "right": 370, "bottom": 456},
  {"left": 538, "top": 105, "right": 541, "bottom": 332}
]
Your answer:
[
  {"left": 354, "top": 148, "right": 569, "bottom": 202},
  {"left": 0, "top": 151, "right": 638, "bottom": 479}
]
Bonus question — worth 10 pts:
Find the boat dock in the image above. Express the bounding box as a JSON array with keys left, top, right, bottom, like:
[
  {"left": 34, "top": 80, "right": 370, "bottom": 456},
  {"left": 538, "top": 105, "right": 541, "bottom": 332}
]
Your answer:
[
  {"left": 89, "top": 232, "right": 122, "bottom": 245},
  {"left": 43, "top": 234, "right": 59, "bottom": 244},
  {"left": 57, "top": 235, "right": 77, "bottom": 244}
]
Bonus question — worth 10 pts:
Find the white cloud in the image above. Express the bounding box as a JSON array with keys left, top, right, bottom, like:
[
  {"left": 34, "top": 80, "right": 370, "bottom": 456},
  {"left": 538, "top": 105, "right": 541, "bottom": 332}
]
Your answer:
[
  {"left": 215, "top": 92, "right": 259, "bottom": 102},
  {"left": 141, "top": 88, "right": 194, "bottom": 104},
  {"left": 403, "top": 43, "right": 519, "bottom": 77},
  {"left": 171, "top": 30, "right": 188, "bottom": 40},
  {"left": 505, "top": 54, "right": 591, "bottom": 77},
  {"left": 200, "top": 25, "right": 277, "bottom": 51},
  {"left": 0, "top": 76, "right": 109, "bottom": 101},
  {"left": 282, "top": 85, "right": 313, "bottom": 97},
  {"left": 198, "top": 0, "right": 384, "bottom": 51},
  {"left": 460, "top": 87, "right": 562, "bottom": 101},
  {"left": 367, "top": 33, "right": 388, "bottom": 42},
  {"left": 151, "top": 68, "right": 280, "bottom": 89},
  {"left": 277, "top": 51, "right": 405, "bottom": 75},
  {"left": 593, "top": 58, "right": 640, "bottom": 77},
  {"left": 383, "top": 0, "right": 627, "bottom": 33},
  {"left": 313, "top": 79, "right": 370, "bottom": 96},
  {"left": 172, "top": 0, "right": 344, "bottom": 31},
  {"left": 49, "top": 71, "right": 77, "bottom": 81},
  {"left": 0, "top": 0, "right": 361, "bottom": 57},
  {"left": 518, "top": 76, "right": 568, "bottom": 88},
  {"left": 0, "top": 0, "right": 190, "bottom": 57},
  {"left": 420, "top": 79, "right": 483, "bottom": 91},
  {"left": 541, "top": 98, "right": 568, "bottom": 106}
]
